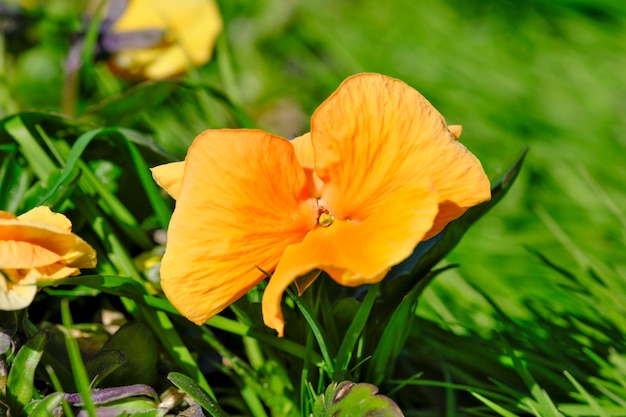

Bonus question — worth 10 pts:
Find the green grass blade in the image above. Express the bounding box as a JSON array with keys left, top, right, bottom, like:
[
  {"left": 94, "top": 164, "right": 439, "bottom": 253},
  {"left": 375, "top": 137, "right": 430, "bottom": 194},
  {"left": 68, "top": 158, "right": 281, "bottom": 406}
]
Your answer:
[
  {"left": 53, "top": 140, "right": 153, "bottom": 249},
  {"left": 60, "top": 298, "right": 97, "bottom": 417},
  {"left": 167, "top": 372, "right": 230, "bottom": 417},
  {"left": 287, "top": 288, "right": 335, "bottom": 376},
  {"left": 45, "top": 364, "right": 74, "bottom": 417},
  {"left": 143, "top": 308, "right": 217, "bottom": 400},
  {"left": 564, "top": 370, "right": 610, "bottom": 417},
  {"left": 3, "top": 115, "right": 56, "bottom": 180},
  {"left": 366, "top": 268, "right": 451, "bottom": 385},
  {"left": 240, "top": 385, "right": 269, "bottom": 417},
  {"left": 41, "top": 275, "right": 147, "bottom": 296},
  {"left": 335, "top": 283, "right": 379, "bottom": 372},
  {"left": 123, "top": 137, "right": 172, "bottom": 229},
  {"left": 36, "top": 127, "right": 104, "bottom": 205},
  {"left": 472, "top": 392, "right": 521, "bottom": 417},
  {"left": 0, "top": 151, "right": 31, "bottom": 212}
]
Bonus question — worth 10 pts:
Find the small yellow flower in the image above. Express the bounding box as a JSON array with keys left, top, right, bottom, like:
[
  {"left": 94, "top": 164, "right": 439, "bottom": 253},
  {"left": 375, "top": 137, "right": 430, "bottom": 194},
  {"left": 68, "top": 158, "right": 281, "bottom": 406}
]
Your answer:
[
  {"left": 108, "top": 0, "right": 223, "bottom": 80},
  {"left": 0, "top": 206, "right": 97, "bottom": 310},
  {"left": 152, "top": 73, "right": 491, "bottom": 336}
]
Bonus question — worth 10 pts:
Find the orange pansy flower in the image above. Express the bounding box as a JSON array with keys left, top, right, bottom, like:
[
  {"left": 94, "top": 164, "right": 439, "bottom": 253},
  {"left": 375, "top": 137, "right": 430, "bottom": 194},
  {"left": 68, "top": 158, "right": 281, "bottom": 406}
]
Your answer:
[
  {"left": 108, "top": 0, "right": 223, "bottom": 80},
  {"left": 152, "top": 73, "right": 491, "bottom": 336},
  {"left": 0, "top": 206, "right": 97, "bottom": 310}
]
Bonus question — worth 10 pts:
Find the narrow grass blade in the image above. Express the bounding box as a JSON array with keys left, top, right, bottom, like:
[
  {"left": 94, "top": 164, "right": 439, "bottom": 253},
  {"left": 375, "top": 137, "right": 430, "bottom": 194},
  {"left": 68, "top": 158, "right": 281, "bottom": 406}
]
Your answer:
[
  {"left": 3, "top": 115, "right": 56, "bottom": 180},
  {"left": 143, "top": 309, "right": 217, "bottom": 400},
  {"left": 335, "top": 283, "right": 379, "bottom": 372},
  {"left": 367, "top": 267, "right": 452, "bottom": 385},
  {"left": 471, "top": 392, "right": 521, "bottom": 417},
  {"left": 53, "top": 140, "right": 153, "bottom": 249},
  {"left": 168, "top": 372, "right": 229, "bottom": 417},
  {"left": 564, "top": 371, "right": 610, "bottom": 417},
  {"left": 124, "top": 138, "right": 172, "bottom": 229},
  {"left": 0, "top": 151, "right": 30, "bottom": 212},
  {"left": 287, "top": 288, "right": 335, "bottom": 376},
  {"left": 36, "top": 127, "right": 104, "bottom": 205},
  {"left": 60, "top": 298, "right": 97, "bottom": 417},
  {"left": 241, "top": 385, "right": 269, "bottom": 417},
  {"left": 45, "top": 364, "right": 74, "bottom": 417}
]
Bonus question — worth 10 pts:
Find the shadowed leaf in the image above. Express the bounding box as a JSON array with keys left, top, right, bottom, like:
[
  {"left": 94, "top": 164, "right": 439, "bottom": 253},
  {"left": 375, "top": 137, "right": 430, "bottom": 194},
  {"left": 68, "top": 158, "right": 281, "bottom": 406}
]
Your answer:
[
  {"left": 312, "top": 381, "right": 404, "bottom": 417},
  {"left": 6, "top": 330, "right": 48, "bottom": 416}
]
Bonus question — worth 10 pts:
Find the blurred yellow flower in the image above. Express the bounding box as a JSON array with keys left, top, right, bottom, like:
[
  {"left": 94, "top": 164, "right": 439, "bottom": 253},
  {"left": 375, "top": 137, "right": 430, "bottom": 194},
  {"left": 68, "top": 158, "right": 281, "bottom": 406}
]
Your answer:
[
  {"left": 107, "top": 0, "right": 223, "bottom": 80},
  {"left": 0, "top": 206, "right": 97, "bottom": 310},
  {"left": 152, "top": 73, "right": 491, "bottom": 336}
]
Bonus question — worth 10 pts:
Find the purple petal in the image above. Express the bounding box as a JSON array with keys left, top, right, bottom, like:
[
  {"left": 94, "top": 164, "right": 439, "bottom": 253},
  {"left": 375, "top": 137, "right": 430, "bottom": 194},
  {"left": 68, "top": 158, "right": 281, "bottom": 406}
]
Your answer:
[
  {"left": 65, "top": 384, "right": 159, "bottom": 406},
  {"left": 101, "top": 30, "right": 166, "bottom": 52},
  {"left": 101, "top": 0, "right": 128, "bottom": 30}
]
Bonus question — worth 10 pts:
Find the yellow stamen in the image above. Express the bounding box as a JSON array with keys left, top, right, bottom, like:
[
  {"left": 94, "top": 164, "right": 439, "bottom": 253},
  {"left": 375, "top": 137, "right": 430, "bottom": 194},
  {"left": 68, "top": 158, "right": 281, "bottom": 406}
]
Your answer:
[{"left": 318, "top": 213, "right": 334, "bottom": 227}]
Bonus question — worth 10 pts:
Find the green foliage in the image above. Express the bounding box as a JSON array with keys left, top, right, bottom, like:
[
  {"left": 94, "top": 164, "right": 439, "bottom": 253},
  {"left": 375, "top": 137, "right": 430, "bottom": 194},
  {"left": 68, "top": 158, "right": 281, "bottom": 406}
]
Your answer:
[
  {"left": 168, "top": 372, "right": 229, "bottom": 417},
  {"left": 96, "top": 322, "right": 158, "bottom": 387},
  {"left": 5, "top": 330, "right": 47, "bottom": 416},
  {"left": 1, "top": 0, "right": 625, "bottom": 415},
  {"left": 312, "top": 381, "right": 403, "bottom": 417}
]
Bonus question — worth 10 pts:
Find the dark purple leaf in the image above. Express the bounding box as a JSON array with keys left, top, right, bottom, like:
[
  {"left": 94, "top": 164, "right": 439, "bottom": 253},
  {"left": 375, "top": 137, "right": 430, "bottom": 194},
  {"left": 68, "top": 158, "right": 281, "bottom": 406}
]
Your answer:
[
  {"left": 101, "top": 30, "right": 165, "bottom": 53},
  {"left": 65, "top": 384, "right": 158, "bottom": 406},
  {"left": 100, "top": 0, "right": 128, "bottom": 30}
]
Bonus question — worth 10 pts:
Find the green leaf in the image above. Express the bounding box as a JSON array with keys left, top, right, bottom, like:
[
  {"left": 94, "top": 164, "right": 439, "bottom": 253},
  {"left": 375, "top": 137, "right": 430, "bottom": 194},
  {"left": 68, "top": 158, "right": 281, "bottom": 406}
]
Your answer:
[
  {"left": 86, "top": 349, "right": 127, "bottom": 388},
  {"left": 83, "top": 79, "right": 255, "bottom": 128},
  {"left": 40, "top": 275, "right": 147, "bottom": 297},
  {"left": 312, "top": 381, "right": 403, "bottom": 417},
  {"left": 167, "top": 372, "right": 230, "bottom": 417},
  {"left": 0, "top": 151, "right": 30, "bottom": 212},
  {"left": 97, "top": 322, "right": 158, "bottom": 387},
  {"left": 81, "top": 81, "right": 181, "bottom": 125},
  {"left": 6, "top": 330, "right": 48, "bottom": 416},
  {"left": 25, "top": 392, "right": 64, "bottom": 417}
]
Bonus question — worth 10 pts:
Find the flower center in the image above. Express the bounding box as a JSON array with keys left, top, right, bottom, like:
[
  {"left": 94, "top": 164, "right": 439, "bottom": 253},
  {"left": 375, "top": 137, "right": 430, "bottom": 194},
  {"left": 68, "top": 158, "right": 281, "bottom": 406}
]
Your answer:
[
  {"left": 318, "top": 212, "right": 334, "bottom": 227},
  {"left": 315, "top": 199, "right": 334, "bottom": 227}
]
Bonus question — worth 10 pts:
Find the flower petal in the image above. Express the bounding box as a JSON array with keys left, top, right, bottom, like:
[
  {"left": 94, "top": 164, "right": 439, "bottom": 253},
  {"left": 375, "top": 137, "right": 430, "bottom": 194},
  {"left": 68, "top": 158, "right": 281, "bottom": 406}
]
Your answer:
[
  {"left": 111, "top": 0, "right": 222, "bottom": 79},
  {"left": 151, "top": 161, "right": 185, "bottom": 200},
  {"left": 36, "top": 264, "right": 81, "bottom": 280},
  {"left": 0, "top": 221, "right": 96, "bottom": 269},
  {"left": 0, "top": 212, "right": 16, "bottom": 220},
  {"left": 18, "top": 206, "right": 72, "bottom": 231},
  {"left": 448, "top": 124, "right": 462, "bottom": 140},
  {"left": 311, "top": 73, "right": 490, "bottom": 238},
  {"left": 290, "top": 133, "right": 324, "bottom": 198},
  {"left": 0, "top": 241, "right": 61, "bottom": 268},
  {"left": 262, "top": 182, "right": 439, "bottom": 336},
  {"left": 160, "top": 129, "right": 317, "bottom": 325},
  {"left": 0, "top": 272, "right": 37, "bottom": 311}
]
